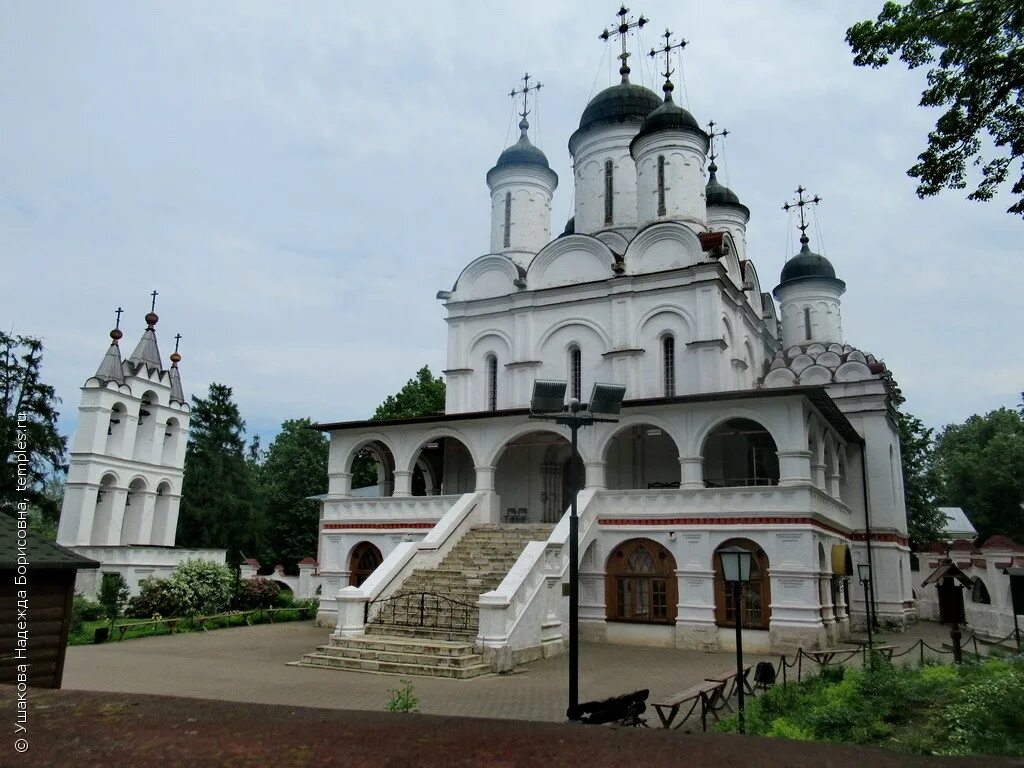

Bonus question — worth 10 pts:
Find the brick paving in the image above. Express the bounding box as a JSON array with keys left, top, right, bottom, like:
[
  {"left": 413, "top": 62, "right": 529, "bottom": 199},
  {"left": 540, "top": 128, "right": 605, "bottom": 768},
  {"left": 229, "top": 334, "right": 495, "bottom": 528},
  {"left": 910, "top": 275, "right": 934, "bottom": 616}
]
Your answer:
[{"left": 62, "top": 619, "right": 987, "bottom": 724}]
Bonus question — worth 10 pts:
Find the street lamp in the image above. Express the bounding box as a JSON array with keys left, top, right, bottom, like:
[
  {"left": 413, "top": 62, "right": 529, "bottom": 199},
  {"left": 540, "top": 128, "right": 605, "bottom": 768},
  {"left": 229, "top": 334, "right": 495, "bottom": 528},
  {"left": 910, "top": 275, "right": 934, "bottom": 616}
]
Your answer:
[
  {"left": 530, "top": 379, "right": 625, "bottom": 721},
  {"left": 719, "top": 545, "right": 752, "bottom": 735},
  {"left": 857, "top": 562, "right": 873, "bottom": 664}
]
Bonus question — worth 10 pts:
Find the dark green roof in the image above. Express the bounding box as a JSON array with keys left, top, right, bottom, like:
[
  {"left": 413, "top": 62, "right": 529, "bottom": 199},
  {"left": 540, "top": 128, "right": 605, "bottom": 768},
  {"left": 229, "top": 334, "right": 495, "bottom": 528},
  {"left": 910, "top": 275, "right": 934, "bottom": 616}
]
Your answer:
[
  {"left": 574, "top": 81, "right": 661, "bottom": 135},
  {"left": 705, "top": 163, "right": 749, "bottom": 215},
  {"left": 493, "top": 119, "right": 550, "bottom": 170},
  {"left": 631, "top": 97, "right": 702, "bottom": 149},
  {"left": 561, "top": 216, "right": 575, "bottom": 236},
  {"left": 0, "top": 513, "right": 100, "bottom": 570},
  {"left": 776, "top": 242, "right": 845, "bottom": 292}
]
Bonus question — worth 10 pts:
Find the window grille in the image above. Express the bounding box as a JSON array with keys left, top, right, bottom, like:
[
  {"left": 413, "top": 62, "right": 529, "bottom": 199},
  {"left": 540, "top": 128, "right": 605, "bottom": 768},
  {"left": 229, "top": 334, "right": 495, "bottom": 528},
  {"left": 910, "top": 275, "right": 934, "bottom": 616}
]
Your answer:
[
  {"left": 804, "top": 306, "right": 812, "bottom": 341},
  {"left": 604, "top": 159, "right": 614, "bottom": 225},
  {"left": 663, "top": 335, "right": 676, "bottom": 396},
  {"left": 569, "top": 346, "right": 582, "bottom": 400},
  {"left": 657, "top": 155, "right": 666, "bottom": 216},
  {"left": 486, "top": 355, "right": 498, "bottom": 411},
  {"left": 503, "top": 192, "right": 511, "bottom": 248}
]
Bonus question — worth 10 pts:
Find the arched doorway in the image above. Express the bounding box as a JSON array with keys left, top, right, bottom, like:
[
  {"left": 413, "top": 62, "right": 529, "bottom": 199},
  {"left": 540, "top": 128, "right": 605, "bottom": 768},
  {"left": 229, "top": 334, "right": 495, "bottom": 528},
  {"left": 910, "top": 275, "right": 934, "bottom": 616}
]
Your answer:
[
  {"left": 605, "top": 538, "right": 678, "bottom": 624},
  {"left": 702, "top": 418, "right": 779, "bottom": 488},
  {"left": 349, "top": 542, "right": 383, "bottom": 588},
  {"left": 603, "top": 423, "right": 681, "bottom": 490},
  {"left": 348, "top": 441, "right": 397, "bottom": 497},
  {"left": 713, "top": 538, "right": 771, "bottom": 629},
  {"left": 494, "top": 430, "right": 580, "bottom": 523},
  {"left": 408, "top": 436, "right": 476, "bottom": 497}
]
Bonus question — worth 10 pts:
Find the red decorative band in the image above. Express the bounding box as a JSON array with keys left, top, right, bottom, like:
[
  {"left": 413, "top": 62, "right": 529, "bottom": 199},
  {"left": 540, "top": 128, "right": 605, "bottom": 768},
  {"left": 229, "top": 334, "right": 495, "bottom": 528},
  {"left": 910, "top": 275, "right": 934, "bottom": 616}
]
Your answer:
[
  {"left": 322, "top": 522, "right": 437, "bottom": 530},
  {"left": 598, "top": 515, "right": 850, "bottom": 538},
  {"left": 849, "top": 531, "right": 910, "bottom": 547}
]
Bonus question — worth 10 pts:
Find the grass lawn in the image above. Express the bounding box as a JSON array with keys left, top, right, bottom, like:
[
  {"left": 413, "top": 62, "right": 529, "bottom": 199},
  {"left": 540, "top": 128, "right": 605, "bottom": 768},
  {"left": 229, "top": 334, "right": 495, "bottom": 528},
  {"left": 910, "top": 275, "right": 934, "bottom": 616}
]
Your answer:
[
  {"left": 69, "top": 607, "right": 314, "bottom": 646},
  {"left": 715, "top": 655, "right": 1024, "bottom": 757}
]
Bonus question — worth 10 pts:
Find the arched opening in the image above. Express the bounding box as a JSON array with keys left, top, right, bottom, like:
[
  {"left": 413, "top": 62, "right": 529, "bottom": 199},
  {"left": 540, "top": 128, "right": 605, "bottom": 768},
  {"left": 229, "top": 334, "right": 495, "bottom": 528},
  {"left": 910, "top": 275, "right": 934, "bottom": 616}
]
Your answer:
[
  {"left": 604, "top": 159, "right": 614, "bottom": 225},
  {"left": 503, "top": 191, "right": 512, "bottom": 248},
  {"left": 408, "top": 436, "right": 476, "bottom": 496},
  {"left": 92, "top": 473, "right": 118, "bottom": 545},
  {"left": 970, "top": 577, "right": 991, "bottom": 605},
  {"left": 151, "top": 481, "right": 172, "bottom": 546},
  {"left": 656, "top": 154, "right": 667, "bottom": 217},
  {"left": 485, "top": 354, "right": 498, "bottom": 411},
  {"left": 568, "top": 345, "right": 582, "bottom": 400},
  {"left": 494, "top": 430, "right": 580, "bottom": 523},
  {"left": 702, "top": 418, "right": 779, "bottom": 488},
  {"left": 662, "top": 335, "right": 676, "bottom": 397},
  {"left": 605, "top": 538, "right": 677, "bottom": 624},
  {"left": 349, "top": 542, "right": 383, "bottom": 588},
  {"left": 161, "top": 417, "right": 180, "bottom": 465},
  {"left": 133, "top": 391, "right": 158, "bottom": 461},
  {"left": 604, "top": 423, "right": 680, "bottom": 490},
  {"left": 106, "top": 403, "right": 128, "bottom": 455},
  {"left": 713, "top": 538, "right": 771, "bottom": 629},
  {"left": 824, "top": 438, "right": 838, "bottom": 497},
  {"left": 349, "top": 441, "right": 397, "bottom": 497},
  {"left": 120, "top": 478, "right": 147, "bottom": 545}
]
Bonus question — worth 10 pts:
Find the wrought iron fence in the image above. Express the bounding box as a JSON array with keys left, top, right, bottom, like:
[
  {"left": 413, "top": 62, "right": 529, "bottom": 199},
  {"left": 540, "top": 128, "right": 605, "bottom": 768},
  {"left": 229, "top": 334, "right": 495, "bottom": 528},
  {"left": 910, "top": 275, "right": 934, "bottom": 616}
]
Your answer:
[{"left": 364, "top": 591, "right": 478, "bottom": 632}]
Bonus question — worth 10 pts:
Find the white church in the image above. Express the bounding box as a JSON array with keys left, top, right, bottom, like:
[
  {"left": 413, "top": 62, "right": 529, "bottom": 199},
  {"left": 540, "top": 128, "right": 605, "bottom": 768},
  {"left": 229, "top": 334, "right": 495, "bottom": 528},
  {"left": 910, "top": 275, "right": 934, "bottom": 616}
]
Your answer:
[
  {"left": 56, "top": 302, "right": 226, "bottom": 596},
  {"left": 300, "top": 13, "right": 913, "bottom": 677}
]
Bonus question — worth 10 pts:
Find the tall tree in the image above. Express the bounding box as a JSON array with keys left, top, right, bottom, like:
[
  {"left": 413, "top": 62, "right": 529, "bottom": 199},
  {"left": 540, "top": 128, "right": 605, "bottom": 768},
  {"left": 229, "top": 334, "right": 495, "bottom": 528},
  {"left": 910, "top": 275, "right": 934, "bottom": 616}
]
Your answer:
[
  {"left": 847, "top": 1, "right": 1024, "bottom": 216},
  {"left": 177, "top": 383, "right": 261, "bottom": 565},
  {"left": 895, "top": 409, "right": 947, "bottom": 549},
  {"left": 258, "top": 418, "right": 328, "bottom": 569},
  {"left": 931, "top": 395, "right": 1024, "bottom": 541},
  {"left": 0, "top": 332, "right": 67, "bottom": 521}
]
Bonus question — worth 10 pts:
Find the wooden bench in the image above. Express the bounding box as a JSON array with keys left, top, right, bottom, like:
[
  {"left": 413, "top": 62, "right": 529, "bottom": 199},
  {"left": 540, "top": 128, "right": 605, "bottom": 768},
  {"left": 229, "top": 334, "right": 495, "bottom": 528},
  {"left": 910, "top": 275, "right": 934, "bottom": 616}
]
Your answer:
[
  {"left": 705, "top": 666, "right": 754, "bottom": 704},
  {"left": 115, "top": 617, "right": 181, "bottom": 641},
  {"left": 652, "top": 679, "right": 727, "bottom": 731},
  {"left": 568, "top": 689, "right": 649, "bottom": 727}
]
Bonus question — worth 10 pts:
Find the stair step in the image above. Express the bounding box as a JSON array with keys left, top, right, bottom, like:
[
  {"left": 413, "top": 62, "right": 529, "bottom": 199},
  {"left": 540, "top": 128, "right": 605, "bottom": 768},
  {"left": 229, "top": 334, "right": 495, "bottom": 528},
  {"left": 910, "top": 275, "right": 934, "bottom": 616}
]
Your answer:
[
  {"left": 316, "top": 646, "right": 483, "bottom": 668},
  {"left": 296, "top": 653, "right": 490, "bottom": 679}
]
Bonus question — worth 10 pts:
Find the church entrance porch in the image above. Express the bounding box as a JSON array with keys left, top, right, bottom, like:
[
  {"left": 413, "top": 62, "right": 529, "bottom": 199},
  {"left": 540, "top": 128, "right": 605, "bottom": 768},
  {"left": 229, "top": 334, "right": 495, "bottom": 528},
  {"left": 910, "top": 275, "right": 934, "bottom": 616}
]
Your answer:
[{"left": 493, "top": 430, "right": 580, "bottom": 524}]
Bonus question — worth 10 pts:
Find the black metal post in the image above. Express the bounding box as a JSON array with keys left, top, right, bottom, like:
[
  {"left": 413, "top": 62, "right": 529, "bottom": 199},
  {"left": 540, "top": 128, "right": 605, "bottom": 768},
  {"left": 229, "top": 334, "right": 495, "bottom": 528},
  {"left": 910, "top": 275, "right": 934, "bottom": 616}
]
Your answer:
[
  {"left": 568, "top": 420, "right": 580, "bottom": 720},
  {"left": 862, "top": 577, "right": 873, "bottom": 669},
  {"left": 733, "top": 581, "right": 746, "bottom": 734},
  {"left": 951, "top": 621, "right": 963, "bottom": 664},
  {"left": 1014, "top": 613, "right": 1021, "bottom": 652},
  {"left": 859, "top": 444, "right": 878, "bottom": 630}
]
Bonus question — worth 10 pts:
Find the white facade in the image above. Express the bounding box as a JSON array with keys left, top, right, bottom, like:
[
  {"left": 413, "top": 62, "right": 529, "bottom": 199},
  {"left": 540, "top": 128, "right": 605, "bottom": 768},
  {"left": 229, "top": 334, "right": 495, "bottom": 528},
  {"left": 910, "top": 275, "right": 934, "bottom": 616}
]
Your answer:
[
  {"left": 311, "top": 29, "right": 913, "bottom": 660},
  {"left": 57, "top": 308, "right": 225, "bottom": 596}
]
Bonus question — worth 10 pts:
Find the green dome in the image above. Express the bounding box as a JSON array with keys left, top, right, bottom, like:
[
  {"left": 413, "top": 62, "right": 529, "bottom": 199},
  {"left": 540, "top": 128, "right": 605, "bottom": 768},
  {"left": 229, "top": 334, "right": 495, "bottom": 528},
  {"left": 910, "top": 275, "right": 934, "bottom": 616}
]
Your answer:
[
  {"left": 704, "top": 163, "right": 748, "bottom": 215},
  {"left": 494, "top": 120, "right": 550, "bottom": 170},
  {"left": 778, "top": 242, "right": 844, "bottom": 287},
  {"left": 576, "top": 81, "right": 662, "bottom": 134},
  {"left": 631, "top": 97, "right": 702, "bottom": 148}
]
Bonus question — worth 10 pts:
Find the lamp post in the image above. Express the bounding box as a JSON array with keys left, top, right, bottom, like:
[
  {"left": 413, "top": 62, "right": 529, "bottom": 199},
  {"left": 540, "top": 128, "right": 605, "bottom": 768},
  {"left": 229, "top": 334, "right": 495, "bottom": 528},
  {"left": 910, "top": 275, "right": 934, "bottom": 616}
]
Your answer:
[
  {"left": 530, "top": 380, "right": 625, "bottom": 721},
  {"left": 719, "top": 545, "right": 752, "bottom": 735},
  {"left": 857, "top": 562, "right": 873, "bottom": 667}
]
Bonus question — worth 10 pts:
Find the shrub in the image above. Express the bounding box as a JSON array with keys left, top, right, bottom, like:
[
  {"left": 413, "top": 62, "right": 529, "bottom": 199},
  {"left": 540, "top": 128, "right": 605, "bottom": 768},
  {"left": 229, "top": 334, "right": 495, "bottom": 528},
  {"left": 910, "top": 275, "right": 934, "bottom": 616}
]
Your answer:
[
  {"left": 97, "top": 573, "right": 130, "bottom": 623},
  {"left": 233, "top": 577, "right": 281, "bottom": 610},
  {"left": 165, "top": 558, "right": 234, "bottom": 617},
  {"left": 385, "top": 680, "right": 420, "bottom": 713},
  {"left": 272, "top": 587, "right": 295, "bottom": 608},
  {"left": 126, "top": 577, "right": 180, "bottom": 618}
]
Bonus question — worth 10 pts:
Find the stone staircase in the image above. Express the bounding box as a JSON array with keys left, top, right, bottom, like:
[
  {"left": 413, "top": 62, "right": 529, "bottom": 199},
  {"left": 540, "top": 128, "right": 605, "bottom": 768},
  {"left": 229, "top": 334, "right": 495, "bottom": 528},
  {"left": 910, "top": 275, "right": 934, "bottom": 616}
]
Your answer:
[{"left": 295, "top": 523, "right": 554, "bottom": 678}]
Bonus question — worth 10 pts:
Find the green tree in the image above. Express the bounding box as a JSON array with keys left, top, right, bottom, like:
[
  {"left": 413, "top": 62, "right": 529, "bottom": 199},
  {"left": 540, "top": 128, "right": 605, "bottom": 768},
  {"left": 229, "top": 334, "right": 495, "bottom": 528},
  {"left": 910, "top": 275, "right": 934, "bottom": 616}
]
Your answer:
[
  {"left": 98, "top": 572, "right": 129, "bottom": 625},
  {"left": 259, "top": 418, "right": 328, "bottom": 569},
  {"left": 896, "top": 408, "right": 947, "bottom": 550},
  {"left": 0, "top": 332, "right": 67, "bottom": 522},
  {"left": 846, "top": 1, "right": 1024, "bottom": 216},
  {"left": 931, "top": 395, "right": 1024, "bottom": 541},
  {"left": 351, "top": 366, "right": 446, "bottom": 489},
  {"left": 177, "top": 383, "right": 261, "bottom": 565}
]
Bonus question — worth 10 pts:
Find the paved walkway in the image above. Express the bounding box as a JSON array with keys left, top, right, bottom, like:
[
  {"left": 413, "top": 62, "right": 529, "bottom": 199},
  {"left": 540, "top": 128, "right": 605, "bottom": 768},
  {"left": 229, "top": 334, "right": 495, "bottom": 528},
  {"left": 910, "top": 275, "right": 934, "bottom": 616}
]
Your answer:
[{"left": 63, "top": 620, "right": 978, "bottom": 724}]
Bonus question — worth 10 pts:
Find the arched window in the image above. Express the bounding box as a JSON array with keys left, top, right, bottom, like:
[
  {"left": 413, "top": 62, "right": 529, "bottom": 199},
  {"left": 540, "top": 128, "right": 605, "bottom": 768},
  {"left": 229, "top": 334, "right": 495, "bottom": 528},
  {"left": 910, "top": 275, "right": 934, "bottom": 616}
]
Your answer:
[
  {"left": 606, "top": 538, "right": 677, "bottom": 624},
  {"left": 486, "top": 354, "right": 498, "bottom": 411},
  {"left": 349, "top": 542, "right": 383, "bottom": 588},
  {"left": 106, "top": 403, "right": 127, "bottom": 454},
  {"left": 803, "top": 306, "right": 812, "bottom": 341},
  {"left": 713, "top": 538, "right": 771, "bottom": 629},
  {"left": 569, "top": 345, "right": 582, "bottom": 400},
  {"left": 604, "top": 159, "right": 614, "bottom": 225},
  {"left": 702, "top": 418, "right": 780, "bottom": 487},
  {"left": 971, "top": 577, "right": 991, "bottom": 605},
  {"left": 657, "top": 155, "right": 667, "bottom": 216},
  {"left": 663, "top": 335, "right": 676, "bottom": 397},
  {"left": 503, "top": 191, "right": 512, "bottom": 248}
]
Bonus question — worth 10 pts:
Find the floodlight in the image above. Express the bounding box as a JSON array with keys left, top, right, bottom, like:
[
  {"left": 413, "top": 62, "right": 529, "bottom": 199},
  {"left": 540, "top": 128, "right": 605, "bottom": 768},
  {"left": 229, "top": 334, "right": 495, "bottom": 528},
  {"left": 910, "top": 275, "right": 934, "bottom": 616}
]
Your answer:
[
  {"left": 588, "top": 382, "right": 626, "bottom": 420},
  {"left": 530, "top": 380, "right": 567, "bottom": 415},
  {"left": 719, "top": 546, "right": 752, "bottom": 583}
]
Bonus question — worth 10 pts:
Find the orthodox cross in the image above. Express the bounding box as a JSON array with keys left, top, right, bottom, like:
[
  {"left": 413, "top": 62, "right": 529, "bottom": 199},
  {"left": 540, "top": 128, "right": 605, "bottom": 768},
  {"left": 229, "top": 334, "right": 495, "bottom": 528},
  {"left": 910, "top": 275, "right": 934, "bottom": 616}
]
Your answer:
[
  {"left": 114, "top": 306, "right": 123, "bottom": 330},
  {"left": 648, "top": 28, "right": 686, "bottom": 98},
  {"left": 173, "top": 333, "right": 182, "bottom": 354},
  {"left": 150, "top": 290, "right": 159, "bottom": 312},
  {"left": 782, "top": 186, "right": 821, "bottom": 245},
  {"left": 509, "top": 73, "right": 542, "bottom": 122},
  {"left": 707, "top": 120, "right": 729, "bottom": 165},
  {"left": 600, "top": 5, "right": 648, "bottom": 82}
]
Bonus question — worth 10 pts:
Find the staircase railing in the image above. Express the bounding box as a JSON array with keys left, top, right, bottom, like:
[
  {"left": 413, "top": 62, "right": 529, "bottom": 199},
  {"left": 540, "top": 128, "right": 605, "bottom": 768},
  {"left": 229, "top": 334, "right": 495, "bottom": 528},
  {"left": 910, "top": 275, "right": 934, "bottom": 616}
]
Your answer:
[
  {"left": 366, "top": 591, "right": 478, "bottom": 632},
  {"left": 477, "top": 489, "right": 600, "bottom": 653},
  {"left": 332, "top": 491, "right": 485, "bottom": 636}
]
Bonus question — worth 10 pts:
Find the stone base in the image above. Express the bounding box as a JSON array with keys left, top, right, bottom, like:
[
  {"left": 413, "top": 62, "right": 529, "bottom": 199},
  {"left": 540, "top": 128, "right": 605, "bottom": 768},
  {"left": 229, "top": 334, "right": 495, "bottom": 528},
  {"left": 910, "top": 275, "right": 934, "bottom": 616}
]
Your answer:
[
  {"left": 769, "top": 624, "right": 827, "bottom": 652},
  {"left": 675, "top": 623, "right": 721, "bottom": 652}
]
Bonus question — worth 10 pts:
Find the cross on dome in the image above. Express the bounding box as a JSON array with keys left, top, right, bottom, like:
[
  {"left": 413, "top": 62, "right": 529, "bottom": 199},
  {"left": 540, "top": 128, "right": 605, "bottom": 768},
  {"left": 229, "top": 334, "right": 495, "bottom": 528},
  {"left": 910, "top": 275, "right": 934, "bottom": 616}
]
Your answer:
[
  {"left": 509, "top": 72, "right": 542, "bottom": 128},
  {"left": 649, "top": 28, "right": 687, "bottom": 101},
  {"left": 782, "top": 186, "right": 822, "bottom": 246},
  {"left": 707, "top": 120, "right": 729, "bottom": 167},
  {"left": 599, "top": 5, "right": 648, "bottom": 83}
]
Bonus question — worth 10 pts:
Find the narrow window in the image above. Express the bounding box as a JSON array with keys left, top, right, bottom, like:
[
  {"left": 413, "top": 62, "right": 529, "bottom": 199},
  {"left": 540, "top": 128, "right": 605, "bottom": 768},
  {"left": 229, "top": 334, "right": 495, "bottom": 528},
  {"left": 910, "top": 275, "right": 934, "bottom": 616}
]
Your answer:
[
  {"left": 657, "top": 155, "right": 666, "bottom": 216},
  {"left": 803, "top": 306, "right": 812, "bottom": 341},
  {"left": 663, "top": 335, "right": 676, "bottom": 397},
  {"left": 604, "top": 159, "right": 614, "bottom": 225},
  {"left": 486, "top": 354, "right": 498, "bottom": 411},
  {"left": 503, "top": 191, "right": 511, "bottom": 248},
  {"left": 569, "top": 346, "right": 582, "bottom": 400}
]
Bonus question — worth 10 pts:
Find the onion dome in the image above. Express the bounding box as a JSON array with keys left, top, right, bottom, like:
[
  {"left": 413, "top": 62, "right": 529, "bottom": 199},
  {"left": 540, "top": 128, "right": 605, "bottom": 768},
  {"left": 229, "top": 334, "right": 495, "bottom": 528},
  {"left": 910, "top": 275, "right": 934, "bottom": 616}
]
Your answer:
[
  {"left": 492, "top": 118, "right": 550, "bottom": 170},
  {"left": 578, "top": 81, "right": 662, "bottom": 134},
  {"left": 630, "top": 87, "right": 702, "bottom": 151},
  {"left": 705, "top": 162, "right": 749, "bottom": 215},
  {"left": 777, "top": 237, "right": 845, "bottom": 289},
  {"left": 561, "top": 216, "right": 575, "bottom": 236}
]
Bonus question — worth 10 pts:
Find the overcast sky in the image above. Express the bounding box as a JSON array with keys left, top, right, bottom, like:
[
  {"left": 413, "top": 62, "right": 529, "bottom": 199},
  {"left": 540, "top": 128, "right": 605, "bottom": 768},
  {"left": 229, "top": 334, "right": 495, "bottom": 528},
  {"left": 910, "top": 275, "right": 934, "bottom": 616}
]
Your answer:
[{"left": 2, "top": 1, "right": 1021, "bottom": 445}]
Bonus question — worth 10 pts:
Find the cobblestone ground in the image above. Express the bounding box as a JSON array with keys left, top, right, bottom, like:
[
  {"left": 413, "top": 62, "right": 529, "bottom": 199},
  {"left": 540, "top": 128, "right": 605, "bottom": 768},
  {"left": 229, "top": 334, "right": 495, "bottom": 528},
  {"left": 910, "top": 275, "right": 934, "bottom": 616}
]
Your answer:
[{"left": 62, "top": 619, "right": 1007, "bottom": 724}]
